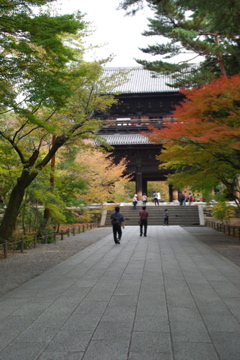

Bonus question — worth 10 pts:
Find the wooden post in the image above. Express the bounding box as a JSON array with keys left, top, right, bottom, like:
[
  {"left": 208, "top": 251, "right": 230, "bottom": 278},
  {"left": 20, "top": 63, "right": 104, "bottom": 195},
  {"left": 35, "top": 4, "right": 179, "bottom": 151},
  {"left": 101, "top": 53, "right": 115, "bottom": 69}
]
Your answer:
[
  {"left": 4, "top": 240, "right": 7, "bottom": 259},
  {"left": 21, "top": 239, "right": 24, "bottom": 253},
  {"left": 67, "top": 228, "right": 70, "bottom": 237},
  {"left": 34, "top": 235, "right": 37, "bottom": 248},
  {"left": 61, "top": 230, "right": 64, "bottom": 240}
]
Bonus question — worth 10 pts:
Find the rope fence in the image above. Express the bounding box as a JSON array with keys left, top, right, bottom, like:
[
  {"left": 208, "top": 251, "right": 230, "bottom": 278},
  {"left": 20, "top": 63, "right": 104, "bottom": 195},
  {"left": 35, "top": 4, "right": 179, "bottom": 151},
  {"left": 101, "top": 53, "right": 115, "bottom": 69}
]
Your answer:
[
  {"left": 0, "top": 223, "right": 98, "bottom": 259},
  {"left": 205, "top": 219, "right": 240, "bottom": 241}
]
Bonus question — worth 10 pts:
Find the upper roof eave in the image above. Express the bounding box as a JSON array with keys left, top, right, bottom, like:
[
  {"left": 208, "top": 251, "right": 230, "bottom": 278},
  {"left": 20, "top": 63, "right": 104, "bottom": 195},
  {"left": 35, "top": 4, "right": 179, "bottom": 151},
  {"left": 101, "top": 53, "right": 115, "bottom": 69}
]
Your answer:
[{"left": 103, "top": 66, "right": 180, "bottom": 94}]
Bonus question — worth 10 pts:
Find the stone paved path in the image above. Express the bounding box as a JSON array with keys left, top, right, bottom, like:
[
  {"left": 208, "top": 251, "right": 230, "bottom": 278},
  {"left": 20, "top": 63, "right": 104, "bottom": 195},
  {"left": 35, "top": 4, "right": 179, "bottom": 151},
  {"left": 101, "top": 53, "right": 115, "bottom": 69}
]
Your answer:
[
  {"left": 0, "top": 226, "right": 239, "bottom": 360},
  {"left": 0, "top": 228, "right": 113, "bottom": 297}
]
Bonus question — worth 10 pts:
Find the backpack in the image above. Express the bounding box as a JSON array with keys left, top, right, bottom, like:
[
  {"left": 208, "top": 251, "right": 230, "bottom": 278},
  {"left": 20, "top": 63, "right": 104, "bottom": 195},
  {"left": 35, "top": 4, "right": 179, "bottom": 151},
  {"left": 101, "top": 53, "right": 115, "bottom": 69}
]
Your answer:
[{"left": 111, "top": 215, "right": 120, "bottom": 226}]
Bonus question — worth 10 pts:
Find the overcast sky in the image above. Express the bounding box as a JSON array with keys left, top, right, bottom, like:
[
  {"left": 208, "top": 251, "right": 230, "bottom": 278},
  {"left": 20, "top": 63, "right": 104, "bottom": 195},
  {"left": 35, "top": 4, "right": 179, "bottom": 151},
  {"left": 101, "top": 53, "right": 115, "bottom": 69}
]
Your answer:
[{"left": 60, "top": 0, "right": 156, "bottom": 67}]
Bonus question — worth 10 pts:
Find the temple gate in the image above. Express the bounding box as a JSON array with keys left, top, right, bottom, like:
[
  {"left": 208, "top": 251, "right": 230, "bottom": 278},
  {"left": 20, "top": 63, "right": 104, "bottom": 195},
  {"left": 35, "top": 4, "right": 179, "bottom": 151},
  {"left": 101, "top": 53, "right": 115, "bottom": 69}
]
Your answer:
[{"left": 97, "top": 67, "right": 184, "bottom": 201}]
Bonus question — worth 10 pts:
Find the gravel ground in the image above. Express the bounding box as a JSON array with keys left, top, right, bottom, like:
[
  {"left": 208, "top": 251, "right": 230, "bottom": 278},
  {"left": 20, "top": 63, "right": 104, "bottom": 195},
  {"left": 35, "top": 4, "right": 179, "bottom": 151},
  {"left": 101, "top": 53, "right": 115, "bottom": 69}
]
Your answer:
[
  {"left": 0, "top": 226, "right": 239, "bottom": 299},
  {"left": 184, "top": 226, "right": 240, "bottom": 268},
  {"left": 0, "top": 227, "right": 112, "bottom": 298}
]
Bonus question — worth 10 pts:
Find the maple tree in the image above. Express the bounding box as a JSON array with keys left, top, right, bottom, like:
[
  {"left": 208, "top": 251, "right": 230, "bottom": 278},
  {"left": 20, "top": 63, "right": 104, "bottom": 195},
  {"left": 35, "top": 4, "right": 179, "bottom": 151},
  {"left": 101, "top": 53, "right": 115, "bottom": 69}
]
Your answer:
[
  {"left": 0, "top": 0, "right": 85, "bottom": 111},
  {"left": 146, "top": 73, "right": 240, "bottom": 205},
  {"left": 75, "top": 149, "right": 132, "bottom": 204},
  {"left": 0, "top": 60, "right": 124, "bottom": 241},
  {"left": 17, "top": 146, "right": 132, "bottom": 233}
]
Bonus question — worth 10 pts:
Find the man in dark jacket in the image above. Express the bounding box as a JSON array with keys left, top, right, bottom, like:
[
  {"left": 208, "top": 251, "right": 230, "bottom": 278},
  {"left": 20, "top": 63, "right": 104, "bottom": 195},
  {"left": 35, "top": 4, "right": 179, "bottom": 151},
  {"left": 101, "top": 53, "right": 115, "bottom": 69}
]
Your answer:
[{"left": 110, "top": 206, "right": 125, "bottom": 244}]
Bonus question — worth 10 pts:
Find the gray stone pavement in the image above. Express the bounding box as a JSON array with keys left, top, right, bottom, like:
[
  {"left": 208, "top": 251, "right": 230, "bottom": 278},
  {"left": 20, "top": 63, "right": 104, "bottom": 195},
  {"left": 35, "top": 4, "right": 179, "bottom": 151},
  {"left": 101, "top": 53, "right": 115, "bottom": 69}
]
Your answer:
[{"left": 0, "top": 226, "right": 240, "bottom": 360}]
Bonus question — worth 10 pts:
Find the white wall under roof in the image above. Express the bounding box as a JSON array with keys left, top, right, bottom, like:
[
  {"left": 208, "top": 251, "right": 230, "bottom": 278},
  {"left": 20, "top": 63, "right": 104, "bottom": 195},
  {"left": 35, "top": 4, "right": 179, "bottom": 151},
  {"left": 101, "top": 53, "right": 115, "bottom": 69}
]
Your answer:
[{"left": 99, "top": 134, "right": 151, "bottom": 145}]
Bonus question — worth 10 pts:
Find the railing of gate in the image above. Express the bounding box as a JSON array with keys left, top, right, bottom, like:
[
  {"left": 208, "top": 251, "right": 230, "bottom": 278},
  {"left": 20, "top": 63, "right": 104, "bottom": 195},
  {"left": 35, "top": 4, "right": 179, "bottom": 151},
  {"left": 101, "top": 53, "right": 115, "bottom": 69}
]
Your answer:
[{"left": 101, "top": 118, "right": 175, "bottom": 128}]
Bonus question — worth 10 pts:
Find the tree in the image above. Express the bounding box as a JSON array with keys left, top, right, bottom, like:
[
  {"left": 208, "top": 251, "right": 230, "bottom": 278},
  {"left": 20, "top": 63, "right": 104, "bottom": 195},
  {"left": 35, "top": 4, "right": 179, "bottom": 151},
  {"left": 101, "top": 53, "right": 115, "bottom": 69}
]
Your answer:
[
  {"left": 0, "top": 58, "right": 125, "bottom": 241},
  {"left": 17, "top": 153, "right": 89, "bottom": 234},
  {"left": 119, "top": 0, "right": 240, "bottom": 86},
  {"left": 75, "top": 149, "right": 132, "bottom": 204},
  {"left": 146, "top": 74, "right": 240, "bottom": 205},
  {"left": 0, "top": 0, "right": 87, "bottom": 240},
  {"left": 0, "top": 0, "right": 85, "bottom": 111}
]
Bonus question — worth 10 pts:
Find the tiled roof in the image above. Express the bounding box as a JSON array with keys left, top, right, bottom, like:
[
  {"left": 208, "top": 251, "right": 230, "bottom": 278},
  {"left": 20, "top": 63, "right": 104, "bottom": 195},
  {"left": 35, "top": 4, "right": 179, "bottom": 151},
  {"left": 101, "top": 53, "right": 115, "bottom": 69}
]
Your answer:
[
  {"left": 99, "top": 134, "right": 151, "bottom": 145},
  {"left": 103, "top": 67, "right": 179, "bottom": 93}
]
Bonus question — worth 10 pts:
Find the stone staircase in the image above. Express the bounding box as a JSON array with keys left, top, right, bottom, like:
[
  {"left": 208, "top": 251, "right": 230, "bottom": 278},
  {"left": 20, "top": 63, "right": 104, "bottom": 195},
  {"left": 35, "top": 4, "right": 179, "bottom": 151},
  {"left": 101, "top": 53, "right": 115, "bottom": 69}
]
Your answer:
[{"left": 104, "top": 204, "right": 202, "bottom": 226}]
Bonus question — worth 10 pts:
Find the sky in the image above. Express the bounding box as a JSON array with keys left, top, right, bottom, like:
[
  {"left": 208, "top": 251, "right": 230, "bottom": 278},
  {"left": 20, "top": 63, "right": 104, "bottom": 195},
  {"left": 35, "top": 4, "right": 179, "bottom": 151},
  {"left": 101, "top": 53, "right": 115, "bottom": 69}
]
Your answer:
[{"left": 59, "top": 0, "right": 157, "bottom": 67}]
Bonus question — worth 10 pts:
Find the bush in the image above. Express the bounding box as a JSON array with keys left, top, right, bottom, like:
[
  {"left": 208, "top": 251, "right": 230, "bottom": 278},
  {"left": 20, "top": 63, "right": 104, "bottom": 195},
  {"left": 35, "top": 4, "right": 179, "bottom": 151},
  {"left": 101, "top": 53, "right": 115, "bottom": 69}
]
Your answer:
[
  {"left": 37, "top": 227, "right": 55, "bottom": 244},
  {"left": 211, "top": 202, "right": 235, "bottom": 225}
]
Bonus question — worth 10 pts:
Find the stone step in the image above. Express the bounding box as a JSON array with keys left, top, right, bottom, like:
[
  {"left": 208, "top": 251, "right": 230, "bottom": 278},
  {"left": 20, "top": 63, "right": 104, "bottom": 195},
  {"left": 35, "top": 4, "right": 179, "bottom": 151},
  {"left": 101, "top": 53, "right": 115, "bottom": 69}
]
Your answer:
[{"left": 105, "top": 205, "right": 200, "bottom": 226}]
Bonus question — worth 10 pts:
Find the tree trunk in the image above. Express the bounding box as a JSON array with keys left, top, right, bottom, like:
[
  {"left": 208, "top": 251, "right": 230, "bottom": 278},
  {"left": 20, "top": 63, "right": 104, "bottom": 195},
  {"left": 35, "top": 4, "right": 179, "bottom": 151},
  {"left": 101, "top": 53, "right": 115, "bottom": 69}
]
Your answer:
[
  {"left": 0, "top": 169, "right": 37, "bottom": 241},
  {"left": 43, "top": 208, "right": 50, "bottom": 224},
  {"left": 0, "top": 182, "right": 26, "bottom": 241},
  {"left": 43, "top": 135, "right": 56, "bottom": 224},
  {"left": 214, "top": 33, "right": 227, "bottom": 77},
  {"left": 0, "top": 135, "right": 67, "bottom": 242}
]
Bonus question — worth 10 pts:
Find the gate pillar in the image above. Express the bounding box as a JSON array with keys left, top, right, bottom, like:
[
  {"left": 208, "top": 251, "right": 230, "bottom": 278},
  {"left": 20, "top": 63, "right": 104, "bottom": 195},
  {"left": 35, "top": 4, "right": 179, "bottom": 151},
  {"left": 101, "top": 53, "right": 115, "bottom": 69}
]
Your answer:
[
  {"left": 142, "top": 179, "right": 147, "bottom": 196},
  {"left": 169, "top": 185, "right": 179, "bottom": 203},
  {"left": 169, "top": 184, "right": 173, "bottom": 201},
  {"left": 136, "top": 165, "right": 143, "bottom": 199},
  {"left": 172, "top": 188, "right": 179, "bottom": 203}
]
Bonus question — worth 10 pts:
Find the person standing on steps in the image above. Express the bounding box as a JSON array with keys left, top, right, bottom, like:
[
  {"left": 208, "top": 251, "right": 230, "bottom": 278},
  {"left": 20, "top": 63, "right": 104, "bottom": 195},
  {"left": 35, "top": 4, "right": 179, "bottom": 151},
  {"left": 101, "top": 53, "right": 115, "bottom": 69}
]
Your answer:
[
  {"left": 182, "top": 191, "right": 187, "bottom": 206},
  {"left": 164, "top": 209, "right": 169, "bottom": 225},
  {"left": 132, "top": 194, "right": 138, "bottom": 210},
  {"left": 142, "top": 193, "right": 147, "bottom": 206},
  {"left": 153, "top": 191, "right": 159, "bottom": 206},
  {"left": 110, "top": 206, "right": 125, "bottom": 244},
  {"left": 139, "top": 206, "right": 149, "bottom": 237},
  {"left": 188, "top": 192, "right": 194, "bottom": 205}
]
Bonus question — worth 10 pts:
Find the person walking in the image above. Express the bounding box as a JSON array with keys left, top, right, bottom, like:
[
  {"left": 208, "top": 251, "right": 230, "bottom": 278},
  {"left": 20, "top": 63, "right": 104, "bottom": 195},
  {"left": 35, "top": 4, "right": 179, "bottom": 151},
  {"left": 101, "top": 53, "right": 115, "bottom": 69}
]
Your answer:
[
  {"left": 164, "top": 208, "right": 169, "bottom": 225},
  {"left": 110, "top": 206, "right": 125, "bottom": 244},
  {"left": 142, "top": 193, "right": 147, "bottom": 206},
  {"left": 139, "top": 206, "right": 149, "bottom": 237},
  {"left": 132, "top": 194, "right": 138, "bottom": 210}
]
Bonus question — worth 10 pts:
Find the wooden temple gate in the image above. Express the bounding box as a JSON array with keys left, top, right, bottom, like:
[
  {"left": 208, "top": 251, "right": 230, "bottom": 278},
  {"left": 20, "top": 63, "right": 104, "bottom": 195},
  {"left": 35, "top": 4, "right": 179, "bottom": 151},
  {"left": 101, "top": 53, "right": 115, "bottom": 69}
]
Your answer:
[{"left": 97, "top": 68, "right": 185, "bottom": 201}]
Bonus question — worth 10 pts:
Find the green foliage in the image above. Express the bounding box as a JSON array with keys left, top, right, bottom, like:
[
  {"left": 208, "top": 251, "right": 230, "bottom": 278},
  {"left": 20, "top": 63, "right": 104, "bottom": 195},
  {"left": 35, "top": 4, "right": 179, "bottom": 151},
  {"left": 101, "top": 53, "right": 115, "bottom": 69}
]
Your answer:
[
  {"left": 119, "top": 0, "right": 240, "bottom": 86},
  {"left": 0, "top": 60, "right": 126, "bottom": 239},
  {"left": 38, "top": 227, "right": 55, "bottom": 244},
  {"left": 0, "top": 0, "right": 130, "bottom": 240},
  {"left": 0, "top": 0, "right": 85, "bottom": 111}
]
